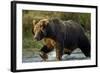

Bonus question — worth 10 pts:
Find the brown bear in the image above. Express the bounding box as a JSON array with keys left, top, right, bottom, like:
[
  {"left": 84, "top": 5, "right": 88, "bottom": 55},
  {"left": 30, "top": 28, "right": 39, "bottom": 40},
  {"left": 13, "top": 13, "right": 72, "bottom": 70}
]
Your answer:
[{"left": 32, "top": 18, "right": 90, "bottom": 61}]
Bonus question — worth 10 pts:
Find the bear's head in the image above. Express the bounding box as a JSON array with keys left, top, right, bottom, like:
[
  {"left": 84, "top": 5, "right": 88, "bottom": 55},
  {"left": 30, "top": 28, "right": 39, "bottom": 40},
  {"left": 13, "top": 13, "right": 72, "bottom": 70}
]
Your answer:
[{"left": 32, "top": 19, "right": 49, "bottom": 41}]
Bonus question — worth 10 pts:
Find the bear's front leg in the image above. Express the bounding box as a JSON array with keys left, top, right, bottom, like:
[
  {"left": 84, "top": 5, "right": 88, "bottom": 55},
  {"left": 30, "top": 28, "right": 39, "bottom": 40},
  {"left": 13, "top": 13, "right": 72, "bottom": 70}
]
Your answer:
[
  {"left": 55, "top": 42, "right": 63, "bottom": 61},
  {"left": 39, "top": 45, "right": 54, "bottom": 61}
]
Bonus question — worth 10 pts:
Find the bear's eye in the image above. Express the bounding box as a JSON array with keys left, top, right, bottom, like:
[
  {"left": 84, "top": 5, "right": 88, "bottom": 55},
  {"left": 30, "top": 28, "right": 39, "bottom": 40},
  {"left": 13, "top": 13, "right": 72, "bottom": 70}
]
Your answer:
[
  {"left": 40, "top": 24, "right": 45, "bottom": 28},
  {"left": 40, "top": 24, "right": 46, "bottom": 29}
]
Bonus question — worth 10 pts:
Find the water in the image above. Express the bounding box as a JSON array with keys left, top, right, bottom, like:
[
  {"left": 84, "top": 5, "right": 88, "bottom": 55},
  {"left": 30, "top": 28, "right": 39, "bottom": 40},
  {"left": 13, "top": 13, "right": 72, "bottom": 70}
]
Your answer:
[{"left": 22, "top": 48, "right": 89, "bottom": 63}]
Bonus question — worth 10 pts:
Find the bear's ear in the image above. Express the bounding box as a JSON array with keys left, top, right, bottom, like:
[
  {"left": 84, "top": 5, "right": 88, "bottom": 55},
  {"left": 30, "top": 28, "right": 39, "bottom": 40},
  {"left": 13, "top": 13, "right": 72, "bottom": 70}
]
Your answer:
[
  {"left": 42, "top": 19, "right": 49, "bottom": 26},
  {"left": 32, "top": 20, "right": 36, "bottom": 26}
]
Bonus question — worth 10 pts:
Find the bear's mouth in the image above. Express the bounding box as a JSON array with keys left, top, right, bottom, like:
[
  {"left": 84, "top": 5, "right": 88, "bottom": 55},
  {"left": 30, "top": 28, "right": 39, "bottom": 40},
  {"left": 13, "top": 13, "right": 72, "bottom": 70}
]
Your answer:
[
  {"left": 34, "top": 35, "right": 42, "bottom": 41},
  {"left": 34, "top": 32, "right": 45, "bottom": 41},
  {"left": 35, "top": 37, "right": 42, "bottom": 41}
]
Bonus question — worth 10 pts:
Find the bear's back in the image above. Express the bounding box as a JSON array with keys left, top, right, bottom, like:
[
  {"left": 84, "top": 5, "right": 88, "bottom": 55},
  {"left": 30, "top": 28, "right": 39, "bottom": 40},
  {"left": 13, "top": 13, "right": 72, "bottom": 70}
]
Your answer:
[{"left": 63, "top": 20, "right": 85, "bottom": 49}]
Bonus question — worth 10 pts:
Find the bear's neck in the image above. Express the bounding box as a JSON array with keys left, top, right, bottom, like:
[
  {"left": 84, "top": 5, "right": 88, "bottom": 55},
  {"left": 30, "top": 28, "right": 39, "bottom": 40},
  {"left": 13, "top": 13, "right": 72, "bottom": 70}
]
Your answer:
[{"left": 45, "top": 24, "right": 56, "bottom": 40}]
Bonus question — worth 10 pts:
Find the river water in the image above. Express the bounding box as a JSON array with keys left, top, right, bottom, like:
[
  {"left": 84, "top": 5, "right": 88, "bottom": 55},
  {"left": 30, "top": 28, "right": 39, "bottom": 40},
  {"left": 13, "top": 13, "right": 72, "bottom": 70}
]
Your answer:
[{"left": 22, "top": 48, "right": 90, "bottom": 63}]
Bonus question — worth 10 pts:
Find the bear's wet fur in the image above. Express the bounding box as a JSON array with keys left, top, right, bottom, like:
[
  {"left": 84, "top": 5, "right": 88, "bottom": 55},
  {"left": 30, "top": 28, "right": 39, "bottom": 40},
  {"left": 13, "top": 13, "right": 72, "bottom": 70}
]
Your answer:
[{"left": 32, "top": 18, "right": 90, "bottom": 60}]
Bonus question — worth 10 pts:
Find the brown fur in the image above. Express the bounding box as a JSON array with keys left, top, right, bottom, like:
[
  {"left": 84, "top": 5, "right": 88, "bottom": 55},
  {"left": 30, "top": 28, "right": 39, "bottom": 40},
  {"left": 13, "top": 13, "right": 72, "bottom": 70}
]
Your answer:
[
  {"left": 32, "top": 19, "right": 48, "bottom": 35},
  {"left": 32, "top": 18, "right": 90, "bottom": 61},
  {"left": 43, "top": 38, "right": 56, "bottom": 49}
]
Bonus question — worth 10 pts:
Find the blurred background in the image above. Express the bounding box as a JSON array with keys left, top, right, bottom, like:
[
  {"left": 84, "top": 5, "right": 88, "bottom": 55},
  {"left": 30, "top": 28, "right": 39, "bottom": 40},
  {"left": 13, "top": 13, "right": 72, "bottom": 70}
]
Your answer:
[{"left": 22, "top": 10, "right": 91, "bottom": 63}]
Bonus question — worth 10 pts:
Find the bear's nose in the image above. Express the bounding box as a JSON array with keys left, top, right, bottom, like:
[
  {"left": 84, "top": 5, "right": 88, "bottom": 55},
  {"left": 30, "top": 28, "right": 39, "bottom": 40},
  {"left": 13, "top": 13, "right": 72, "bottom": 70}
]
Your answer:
[{"left": 34, "top": 35, "right": 38, "bottom": 39}]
